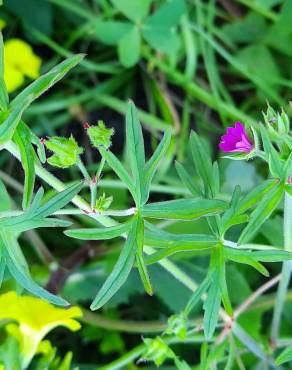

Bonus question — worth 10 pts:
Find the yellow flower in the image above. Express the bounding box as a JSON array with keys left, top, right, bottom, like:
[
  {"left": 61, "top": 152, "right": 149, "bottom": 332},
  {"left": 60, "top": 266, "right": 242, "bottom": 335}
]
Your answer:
[
  {"left": 3, "top": 38, "right": 42, "bottom": 93},
  {"left": 0, "top": 292, "right": 82, "bottom": 368}
]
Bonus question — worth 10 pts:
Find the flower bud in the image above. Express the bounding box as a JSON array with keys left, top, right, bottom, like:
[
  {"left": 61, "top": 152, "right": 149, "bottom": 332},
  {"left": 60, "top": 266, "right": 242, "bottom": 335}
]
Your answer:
[
  {"left": 164, "top": 313, "right": 187, "bottom": 339},
  {"left": 86, "top": 120, "right": 114, "bottom": 150},
  {"left": 95, "top": 193, "right": 113, "bottom": 212},
  {"left": 45, "top": 135, "right": 83, "bottom": 168},
  {"left": 140, "top": 337, "right": 175, "bottom": 366}
]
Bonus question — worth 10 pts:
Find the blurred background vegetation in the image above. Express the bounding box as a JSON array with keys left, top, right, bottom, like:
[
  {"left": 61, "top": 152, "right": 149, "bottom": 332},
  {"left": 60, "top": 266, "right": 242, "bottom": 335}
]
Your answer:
[{"left": 0, "top": 0, "right": 292, "bottom": 368}]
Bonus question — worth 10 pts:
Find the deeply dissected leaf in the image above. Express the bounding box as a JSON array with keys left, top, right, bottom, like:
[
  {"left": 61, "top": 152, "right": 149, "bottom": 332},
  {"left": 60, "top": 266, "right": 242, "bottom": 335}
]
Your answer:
[
  {"left": 142, "top": 198, "right": 228, "bottom": 220},
  {"left": 184, "top": 276, "right": 211, "bottom": 316},
  {"left": 135, "top": 216, "right": 153, "bottom": 295},
  {"left": 65, "top": 220, "right": 133, "bottom": 240},
  {"left": 10, "top": 54, "right": 84, "bottom": 109},
  {"left": 142, "top": 130, "right": 172, "bottom": 204},
  {"left": 276, "top": 344, "right": 292, "bottom": 365},
  {"left": 99, "top": 147, "right": 138, "bottom": 204},
  {"left": 90, "top": 217, "right": 139, "bottom": 310},
  {"left": 175, "top": 161, "right": 201, "bottom": 196},
  {"left": 125, "top": 101, "right": 145, "bottom": 204},
  {"left": 13, "top": 122, "right": 36, "bottom": 209},
  {"left": 238, "top": 184, "right": 283, "bottom": 244},
  {"left": 203, "top": 270, "right": 221, "bottom": 340}
]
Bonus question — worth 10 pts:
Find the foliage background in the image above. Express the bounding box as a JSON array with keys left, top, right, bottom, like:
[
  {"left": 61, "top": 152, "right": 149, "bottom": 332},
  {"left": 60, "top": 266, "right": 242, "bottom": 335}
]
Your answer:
[{"left": 0, "top": 0, "right": 292, "bottom": 368}]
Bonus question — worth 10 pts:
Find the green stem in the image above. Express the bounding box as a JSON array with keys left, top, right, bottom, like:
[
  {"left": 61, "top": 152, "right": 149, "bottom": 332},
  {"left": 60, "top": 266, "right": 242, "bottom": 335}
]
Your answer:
[{"left": 271, "top": 191, "right": 292, "bottom": 345}]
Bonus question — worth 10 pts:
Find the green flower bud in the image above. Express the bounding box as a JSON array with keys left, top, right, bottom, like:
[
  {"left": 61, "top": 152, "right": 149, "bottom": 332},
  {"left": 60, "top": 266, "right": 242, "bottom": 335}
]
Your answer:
[
  {"left": 95, "top": 193, "right": 113, "bottom": 212},
  {"left": 140, "top": 337, "right": 175, "bottom": 366},
  {"left": 165, "top": 313, "right": 187, "bottom": 339},
  {"left": 86, "top": 120, "right": 114, "bottom": 150},
  {"left": 45, "top": 135, "right": 83, "bottom": 168}
]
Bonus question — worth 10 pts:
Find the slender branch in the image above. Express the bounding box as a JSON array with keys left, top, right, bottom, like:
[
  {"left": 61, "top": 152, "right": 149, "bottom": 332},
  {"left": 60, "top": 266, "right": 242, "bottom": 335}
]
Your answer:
[{"left": 271, "top": 192, "right": 292, "bottom": 346}]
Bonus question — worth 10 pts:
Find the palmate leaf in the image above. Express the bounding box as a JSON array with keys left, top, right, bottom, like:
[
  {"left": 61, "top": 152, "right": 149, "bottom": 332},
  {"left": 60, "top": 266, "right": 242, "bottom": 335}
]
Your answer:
[
  {"left": 142, "top": 198, "right": 228, "bottom": 220},
  {"left": 13, "top": 122, "right": 36, "bottom": 209},
  {"left": 90, "top": 216, "right": 139, "bottom": 310},
  {"left": 238, "top": 184, "right": 284, "bottom": 244},
  {"left": 126, "top": 100, "right": 145, "bottom": 205},
  {"left": 0, "top": 55, "right": 84, "bottom": 145},
  {"left": 0, "top": 229, "right": 68, "bottom": 306},
  {"left": 65, "top": 220, "right": 133, "bottom": 240}
]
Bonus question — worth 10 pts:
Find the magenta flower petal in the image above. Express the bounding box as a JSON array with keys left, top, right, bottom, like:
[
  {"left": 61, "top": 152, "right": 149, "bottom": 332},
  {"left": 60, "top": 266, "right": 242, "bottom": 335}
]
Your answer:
[{"left": 219, "top": 121, "right": 253, "bottom": 153}]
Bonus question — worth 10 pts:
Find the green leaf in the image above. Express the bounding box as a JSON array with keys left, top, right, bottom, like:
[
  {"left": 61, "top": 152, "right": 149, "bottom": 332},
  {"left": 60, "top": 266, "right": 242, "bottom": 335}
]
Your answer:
[
  {"left": 118, "top": 26, "right": 141, "bottom": 67},
  {"left": 175, "top": 161, "right": 201, "bottom": 196},
  {"left": 0, "top": 33, "right": 8, "bottom": 111},
  {"left": 218, "top": 247, "right": 232, "bottom": 316},
  {"left": 95, "top": 21, "right": 133, "bottom": 45},
  {"left": 203, "top": 270, "right": 221, "bottom": 340},
  {"left": 224, "top": 247, "right": 269, "bottom": 276},
  {"left": 0, "top": 179, "right": 11, "bottom": 211},
  {"left": 10, "top": 54, "right": 84, "bottom": 110},
  {"left": 111, "top": 0, "right": 152, "bottom": 22},
  {"left": 65, "top": 220, "right": 133, "bottom": 240},
  {"left": 238, "top": 184, "right": 283, "bottom": 244},
  {"left": 0, "top": 97, "right": 31, "bottom": 145},
  {"left": 99, "top": 147, "right": 138, "bottom": 204},
  {"left": 142, "top": 198, "right": 228, "bottom": 220},
  {"left": 13, "top": 122, "right": 36, "bottom": 209},
  {"left": 276, "top": 344, "right": 292, "bottom": 365},
  {"left": 0, "top": 229, "right": 68, "bottom": 306},
  {"left": 190, "top": 132, "right": 217, "bottom": 198},
  {"left": 90, "top": 217, "right": 139, "bottom": 310},
  {"left": 135, "top": 216, "right": 153, "bottom": 295},
  {"left": 142, "top": 0, "right": 185, "bottom": 53},
  {"left": 239, "top": 179, "right": 278, "bottom": 213},
  {"left": 33, "top": 181, "right": 84, "bottom": 218},
  {"left": 224, "top": 247, "right": 292, "bottom": 263},
  {"left": 125, "top": 101, "right": 145, "bottom": 204},
  {"left": 145, "top": 227, "right": 217, "bottom": 249},
  {"left": 142, "top": 130, "right": 172, "bottom": 204},
  {"left": 184, "top": 276, "right": 211, "bottom": 316}
]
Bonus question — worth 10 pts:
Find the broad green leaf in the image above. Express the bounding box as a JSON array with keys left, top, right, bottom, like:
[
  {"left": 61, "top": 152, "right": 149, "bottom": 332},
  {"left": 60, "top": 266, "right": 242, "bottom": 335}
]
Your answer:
[
  {"left": 142, "top": 26, "right": 181, "bottom": 54},
  {"left": 111, "top": 0, "right": 152, "bottom": 22},
  {"left": 118, "top": 26, "right": 141, "bottom": 67},
  {"left": 184, "top": 276, "right": 211, "bottom": 316},
  {"left": 276, "top": 344, "right": 292, "bottom": 365},
  {"left": 65, "top": 220, "right": 133, "bottom": 240},
  {"left": 10, "top": 54, "right": 84, "bottom": 110},
  {"left": 144, "top": 0, "right": 186, "bottom": 28},
  {"left": 90, "top": 217, "right": 139, "bottom": 310},
  {"left": 142, "top": 198, "right": 228, "bottom": 220},
  {"left": 175, "top": 161, "right": 201, "bottom": 196},
  {"left": 135, "top": 216, "right": 153, "bottom": 295},
  {"left": 203, "top": 270, "right": 221, "bottom": 340},
  {"left": 99, "top": 147, "right": 138, "bottom": 204},
  {"left": 95, "top": 21, "right": 133, "bottom": 45},
  {"left": 238, "top": 184, "right": 283, "bottom": 244},
  {"left": 13, "top": 122, "right": 36, "bottom": 209},
  {"left": 125, "top": 101, "right": 145, "bottom": 204},
  {"left": 238, "top": 179, "right": 278, "bottom": 213},
  {"left": 0, "top": 33, "right": 8, "bottom": 111},
  {"left": 142, "top": 0, "right": 185, "bottom": 54}
]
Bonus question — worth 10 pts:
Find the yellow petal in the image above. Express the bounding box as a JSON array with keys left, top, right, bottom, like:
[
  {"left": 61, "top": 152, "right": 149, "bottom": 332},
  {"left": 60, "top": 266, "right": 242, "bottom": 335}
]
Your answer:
[
  {"left": 4, "top": 65, "right": 24, "bottom": 93},
  {"left": 4, "top": 38, "right": 41, "bottom": 80}
]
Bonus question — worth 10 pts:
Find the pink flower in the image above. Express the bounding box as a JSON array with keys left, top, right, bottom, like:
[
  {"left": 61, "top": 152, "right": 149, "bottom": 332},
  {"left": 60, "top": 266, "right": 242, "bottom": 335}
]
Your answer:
[{"left": 219, "top": 122, "right": 253, "bottom": 153}]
